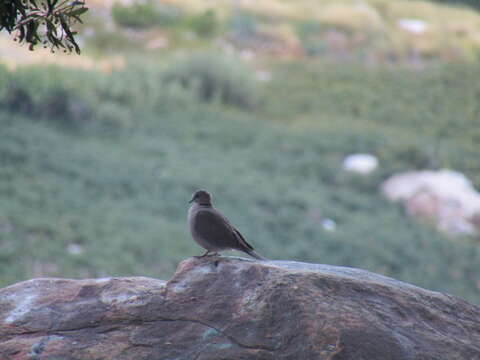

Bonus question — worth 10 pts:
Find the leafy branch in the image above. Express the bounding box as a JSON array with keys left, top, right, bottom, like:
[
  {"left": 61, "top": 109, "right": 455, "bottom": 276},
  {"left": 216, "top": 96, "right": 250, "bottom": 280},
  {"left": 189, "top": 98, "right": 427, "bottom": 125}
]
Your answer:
[{"left": 0, "top": 0, "right": 88, "bottom": 54}]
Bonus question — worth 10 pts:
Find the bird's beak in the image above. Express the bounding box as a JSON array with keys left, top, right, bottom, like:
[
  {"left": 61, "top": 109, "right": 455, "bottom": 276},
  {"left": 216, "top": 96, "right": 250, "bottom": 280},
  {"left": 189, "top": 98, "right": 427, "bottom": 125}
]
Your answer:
[{"left": 188, "top": 197, "right": 194, "bottom": 204}]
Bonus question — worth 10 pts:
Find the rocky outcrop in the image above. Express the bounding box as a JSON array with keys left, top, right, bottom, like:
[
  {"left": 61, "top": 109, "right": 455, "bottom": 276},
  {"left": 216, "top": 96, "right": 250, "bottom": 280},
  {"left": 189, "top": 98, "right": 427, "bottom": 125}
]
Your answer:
[
  {"left": 1, "top": 257, "right": 479, "bottom": 360},
  {"left": 381, "top": 170, "right": 480, "bottom": 237}
]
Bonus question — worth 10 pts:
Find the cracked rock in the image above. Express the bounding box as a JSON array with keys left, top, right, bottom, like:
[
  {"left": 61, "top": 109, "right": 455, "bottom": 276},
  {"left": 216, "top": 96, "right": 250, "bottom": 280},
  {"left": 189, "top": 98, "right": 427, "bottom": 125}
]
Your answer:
[{"left": 0, "top": 257, "right": 479, "bottom": 359}]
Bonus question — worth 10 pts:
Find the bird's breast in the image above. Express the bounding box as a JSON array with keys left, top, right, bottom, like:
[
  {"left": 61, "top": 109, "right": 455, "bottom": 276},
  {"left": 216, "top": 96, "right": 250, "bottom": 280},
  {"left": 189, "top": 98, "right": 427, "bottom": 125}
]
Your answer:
[
  {"left": 187, "top": 205, "right": 219, "bottom": 251},
  {"left": 187, "top": 205, "right": 197, "bottom": 234}
]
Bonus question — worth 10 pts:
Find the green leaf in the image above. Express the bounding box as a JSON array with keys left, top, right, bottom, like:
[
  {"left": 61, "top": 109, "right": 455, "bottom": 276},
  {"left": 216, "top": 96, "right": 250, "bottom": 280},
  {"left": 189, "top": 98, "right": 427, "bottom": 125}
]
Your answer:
[
  {"left": 44, "top": 18, "right": 58, "bottom": 36},
  {"left": 71, "top": 15, "right": 83, "bottom": 24},
  {"left": 65, "top": 7, "right": 88, "bottom": 17}
]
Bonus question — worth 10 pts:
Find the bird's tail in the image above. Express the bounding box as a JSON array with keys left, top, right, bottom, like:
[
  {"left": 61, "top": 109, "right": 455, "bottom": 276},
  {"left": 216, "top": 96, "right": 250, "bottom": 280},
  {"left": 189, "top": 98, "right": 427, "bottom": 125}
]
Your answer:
[{"left": 246, "top": 249, "right": 267, "bottom": 261}]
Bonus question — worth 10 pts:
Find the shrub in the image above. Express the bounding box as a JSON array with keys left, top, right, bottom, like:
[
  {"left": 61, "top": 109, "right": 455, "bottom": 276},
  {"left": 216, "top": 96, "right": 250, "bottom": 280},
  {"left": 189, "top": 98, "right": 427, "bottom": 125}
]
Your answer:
[
  {"left": 92, "top": 60, "right": 198, "bottom": 114},
  {"left": 0, "top": 66, "right": 94, "bottom": 127},
  {"left": 188, "top": 10, "right": 219, "bottom": 38},
  {"left": 162, "top": 52, "right": 261, "bottom": 110},
  {"left": 111, "top": 0, "right": 181, "bottom": 29},
  {"left": 86, "top": 29, "right": 138, "bottom": 52},
  {"left": 0, "top": 65, "right": 135, "bottom": 130},
  {"left": 296, "top": 21, "right": 326, "bottom": 57},
  {"left": 228, "top": 11, "right": 258, "bottom": 40}
]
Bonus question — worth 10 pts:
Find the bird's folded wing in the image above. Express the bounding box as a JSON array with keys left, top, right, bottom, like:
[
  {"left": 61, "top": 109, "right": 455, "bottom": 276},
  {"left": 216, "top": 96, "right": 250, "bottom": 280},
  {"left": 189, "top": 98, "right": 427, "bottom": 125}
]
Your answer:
[
  {"left": 232, "top": 228, "right": 254, "bottom": 251},
  {"left": 194, "top": 209, "right": 253, "bottom": 251}
]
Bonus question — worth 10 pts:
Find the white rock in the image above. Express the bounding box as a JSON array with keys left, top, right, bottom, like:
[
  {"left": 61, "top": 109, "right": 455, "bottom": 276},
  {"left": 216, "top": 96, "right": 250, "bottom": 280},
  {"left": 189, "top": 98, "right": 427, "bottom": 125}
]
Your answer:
[
  {"left": 398, "top": 19, "right": 428, "bottom": 35},
  {"left": 342, "top": 153, "right": 379, "bottom": 175},
  {"left": 67, "top": 243, "right": 84, "bottom": 255},
  {"left": 381, "top": 170, "right": 480, "bottom": 237},
  {"left": 321, "top": 218, "right": 337, "bottom": 232}
]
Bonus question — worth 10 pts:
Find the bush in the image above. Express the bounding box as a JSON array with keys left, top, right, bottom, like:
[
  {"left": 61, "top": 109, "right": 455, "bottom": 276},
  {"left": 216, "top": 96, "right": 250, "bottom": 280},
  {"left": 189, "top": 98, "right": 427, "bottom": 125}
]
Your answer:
[
  {"left": 188, "top": 10, "right": 219, "bottom": 38},
  {"left": 0, "top": 66, "right": 94, "bottom": 127},
  {"left": 163, "top": 52, "right": 261, "bottom": 110},
  {"left": 296, "top": 21, "right": 326, "bottom": 57},
  {"left": 228, "top": 11, "right": 258, "bottom": 40},
  {"left": 0, "top": 65, "right": 141, "bottom": 130},
  {"left": 0, "top": 62, "right": 214, "bottom": 131},
  {"left": 112, "top": 0, "right": 181, "bottom": 29}
]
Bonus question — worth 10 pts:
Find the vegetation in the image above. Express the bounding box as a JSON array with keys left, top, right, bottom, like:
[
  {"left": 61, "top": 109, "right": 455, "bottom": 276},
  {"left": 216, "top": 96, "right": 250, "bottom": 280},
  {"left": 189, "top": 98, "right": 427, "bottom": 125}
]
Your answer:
[
  {"left": 1, "top": 56, "right": 479, "bottom": 305},
  {"left": 1, "top": 0, "right": 479, "bottom": 307},
  {"left": 264, "top": 62, "right": 480, "bottom": 188},
  {"left": 428, "top": 0, "right": 480, "bottom": 10},
  {"left": 188, "top": 10, "right": 219, "bottom": 38},
  {"left": 111, "top": 0, "right": 180, "bottom": 29},
  {"left": 162, "top": 52, "right": 261, "bottom": 109},
  {"left": 152, "top": 0, "right": 480, "bottom": 62},
  {"left": 0, "top": 0, "right": 88, "bottom": 53}
]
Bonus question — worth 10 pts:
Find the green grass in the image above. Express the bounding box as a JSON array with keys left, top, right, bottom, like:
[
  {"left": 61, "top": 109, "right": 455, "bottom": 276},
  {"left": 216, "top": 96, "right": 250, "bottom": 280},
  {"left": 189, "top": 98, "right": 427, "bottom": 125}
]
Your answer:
[
  {"left": 263, "top": 61, "right": 480, "bottom": 187},
  {"left": 1, "top": 59, "right": 480, "bottom": 305}
]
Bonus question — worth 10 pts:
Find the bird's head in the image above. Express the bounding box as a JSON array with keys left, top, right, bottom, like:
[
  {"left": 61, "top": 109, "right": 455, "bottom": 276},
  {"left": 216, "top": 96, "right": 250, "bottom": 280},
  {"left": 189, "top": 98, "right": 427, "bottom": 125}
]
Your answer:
[{"left": 189, "top": 189, "right": 212, "bottom": 206}]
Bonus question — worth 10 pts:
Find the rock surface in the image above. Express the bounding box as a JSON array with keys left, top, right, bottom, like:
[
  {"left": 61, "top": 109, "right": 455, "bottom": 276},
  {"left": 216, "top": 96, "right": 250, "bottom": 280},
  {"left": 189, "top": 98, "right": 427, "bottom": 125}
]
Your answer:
[
  {"left": 342, "top": 153, "right": 379, "bottom": 175},
  {"left": 1, "top": 257, "right": 479, "bottom": 360},
  {"left": 381, "top": 170, "right": 480, "bottom": 237}
]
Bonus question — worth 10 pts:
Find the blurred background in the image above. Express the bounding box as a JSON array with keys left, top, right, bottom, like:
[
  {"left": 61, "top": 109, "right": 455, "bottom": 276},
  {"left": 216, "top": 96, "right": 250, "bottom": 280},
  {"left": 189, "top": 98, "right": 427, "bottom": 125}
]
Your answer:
[{"left": 1, "top": 0, "right": 480, "bottom": 304}]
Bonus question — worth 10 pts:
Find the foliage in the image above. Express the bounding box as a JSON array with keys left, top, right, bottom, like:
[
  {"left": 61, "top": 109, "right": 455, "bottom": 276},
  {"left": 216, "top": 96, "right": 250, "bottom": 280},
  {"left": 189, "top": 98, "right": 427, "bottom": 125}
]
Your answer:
[
  {"left": 0, "top": 0, "right": 88, "bottom": 53},
  {"left": 0, "top": 65, "right": 141, "bottom": 129},
  {"left": 264, "top": 61, "right": 480, "bottom": 187},
  {"left": 188, "top": 9, "right": 218, "bottom": 38},
  {"left": 426, "top": 0, "right": 480, "bottom": 10},
  {"left": 111, "top": 0, "right": 180, "bottom": 29},
  {"left": 163, "top": 52, "right": 261, "bottom": 110},
  {"left": 1, "top": 59, "right": 480, "bottom": 305},
  {"left": 0, "top": 65, "right": 90, "bottom": 125},
  {"left": 228, "top": 10, "right": 258, "bottom": 40}
]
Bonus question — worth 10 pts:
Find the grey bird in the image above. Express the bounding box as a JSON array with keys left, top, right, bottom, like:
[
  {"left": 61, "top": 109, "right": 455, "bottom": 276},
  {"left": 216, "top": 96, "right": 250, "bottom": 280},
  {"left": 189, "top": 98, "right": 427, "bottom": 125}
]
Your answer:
[{"left": 188, "top": 190, "right": 266, "bottom": 260}]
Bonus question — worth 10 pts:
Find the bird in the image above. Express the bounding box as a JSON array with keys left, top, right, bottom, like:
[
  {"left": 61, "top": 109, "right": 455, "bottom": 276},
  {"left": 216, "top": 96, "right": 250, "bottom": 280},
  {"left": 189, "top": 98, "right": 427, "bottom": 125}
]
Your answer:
[{"left": 188, "top": 189, "right": 266, "bottom": 260}]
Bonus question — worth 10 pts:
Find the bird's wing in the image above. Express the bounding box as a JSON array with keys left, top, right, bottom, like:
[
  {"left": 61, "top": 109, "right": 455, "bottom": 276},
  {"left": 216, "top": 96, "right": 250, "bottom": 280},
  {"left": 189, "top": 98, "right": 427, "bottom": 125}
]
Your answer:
[
  {"left": 193, "top": 209, "right": 253, "bottom": 251},
  {"left": 232, "top": 228, "right": 254, "bottom": 251}
]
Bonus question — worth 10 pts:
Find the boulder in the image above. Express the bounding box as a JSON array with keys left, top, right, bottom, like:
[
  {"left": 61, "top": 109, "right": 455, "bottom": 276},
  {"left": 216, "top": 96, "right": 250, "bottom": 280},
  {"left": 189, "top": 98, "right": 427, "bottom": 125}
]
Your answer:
[
  {"left": 342, "top": 153, "right": 379, "bottom": 175},
  {"left": 1, "top": 257, "right": 479, "bottom": 360},
  {"left": 381, "top": 170, "right": 480, "bottom": 237},
  {"left": 397, "top": 19, "right": 428, "bottom": 35}
]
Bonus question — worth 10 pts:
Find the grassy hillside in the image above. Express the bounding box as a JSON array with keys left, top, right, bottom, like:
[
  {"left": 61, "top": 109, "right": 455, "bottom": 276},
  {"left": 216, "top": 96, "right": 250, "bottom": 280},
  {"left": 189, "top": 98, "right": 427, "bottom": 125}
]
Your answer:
[
  {"left": 264, "top": 61, "right": 480, "bottom": 187},
  {"left": 1, "top": 58, "right": 480, "bottom": 304}
]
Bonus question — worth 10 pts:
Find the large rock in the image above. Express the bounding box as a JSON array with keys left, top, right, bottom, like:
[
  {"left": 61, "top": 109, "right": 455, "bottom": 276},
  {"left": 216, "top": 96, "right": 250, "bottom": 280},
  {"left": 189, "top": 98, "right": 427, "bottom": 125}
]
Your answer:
[
  {"left": 1, "top": 257, "right": 479, "bottom": 360},
  {"left": 342, "top": 153, "right": 379, "bottom": 175},
  {"left": 381, "top": 170, "right": 480, "bottom": 237}
]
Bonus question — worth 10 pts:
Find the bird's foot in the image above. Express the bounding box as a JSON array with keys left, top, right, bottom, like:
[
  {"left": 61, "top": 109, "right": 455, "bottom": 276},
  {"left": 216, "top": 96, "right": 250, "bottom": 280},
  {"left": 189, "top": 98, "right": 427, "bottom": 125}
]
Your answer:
[
  {"left": 195, "top": 251, "right": 212, "bottom": 258},
  {"left": 194, "top": 251, "right": 220, "bottom": 258}
]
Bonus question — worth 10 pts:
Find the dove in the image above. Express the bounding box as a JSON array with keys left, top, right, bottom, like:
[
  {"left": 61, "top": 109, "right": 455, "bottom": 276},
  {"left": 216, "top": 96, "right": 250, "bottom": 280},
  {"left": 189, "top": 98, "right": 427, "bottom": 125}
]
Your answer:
[{"left": 188, "top": 190, "right": 266, "bottom": 260}]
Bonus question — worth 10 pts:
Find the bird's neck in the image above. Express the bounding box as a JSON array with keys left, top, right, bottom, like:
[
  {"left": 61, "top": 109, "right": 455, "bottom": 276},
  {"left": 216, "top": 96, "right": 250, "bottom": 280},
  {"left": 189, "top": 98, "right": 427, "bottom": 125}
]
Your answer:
[{"left": 191, "top": 202, "right": 212, "bottom": 209}]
